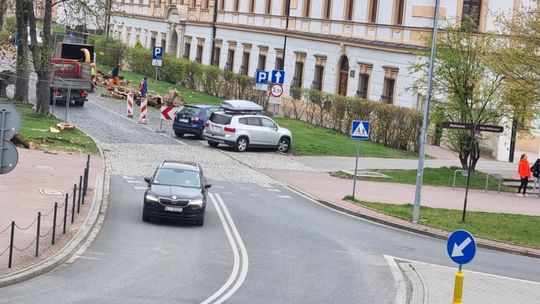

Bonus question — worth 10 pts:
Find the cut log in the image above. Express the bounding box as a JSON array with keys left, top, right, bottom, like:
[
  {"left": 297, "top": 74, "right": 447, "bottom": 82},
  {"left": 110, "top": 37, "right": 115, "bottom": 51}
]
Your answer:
[{"left": 11, "top": 134, "right": 36, "bottom": 149}]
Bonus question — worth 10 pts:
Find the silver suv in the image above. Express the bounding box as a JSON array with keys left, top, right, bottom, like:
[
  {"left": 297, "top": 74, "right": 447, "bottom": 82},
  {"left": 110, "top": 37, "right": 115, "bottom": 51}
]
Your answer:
[{"left": 204, "top": 113, "right": 292, "bottom": 152}]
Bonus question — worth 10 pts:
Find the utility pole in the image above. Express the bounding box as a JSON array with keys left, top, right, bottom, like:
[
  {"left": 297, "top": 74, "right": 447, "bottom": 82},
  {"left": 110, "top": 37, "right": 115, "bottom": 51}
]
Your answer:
[{"left": 412, "top": 0, "right": 441, "bottom": 223}]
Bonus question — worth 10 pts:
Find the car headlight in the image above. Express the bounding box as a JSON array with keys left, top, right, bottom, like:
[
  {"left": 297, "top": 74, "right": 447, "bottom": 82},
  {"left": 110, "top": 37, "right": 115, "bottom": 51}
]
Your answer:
[
  {"left": 145, "top": 193, "right": 159, "bottom": 203},
  {"left": 189, "top": 198, "right": 204, "bottom": 207}
]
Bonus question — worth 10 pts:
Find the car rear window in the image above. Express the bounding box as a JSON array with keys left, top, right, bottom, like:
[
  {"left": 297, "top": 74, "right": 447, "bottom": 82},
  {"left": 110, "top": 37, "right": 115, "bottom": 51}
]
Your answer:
[
  {"left": 209, "top": 113, "right": 232, "bottom": 125},
  {"left": 177, "top": 106, "right": 201, "bottom": 117}
]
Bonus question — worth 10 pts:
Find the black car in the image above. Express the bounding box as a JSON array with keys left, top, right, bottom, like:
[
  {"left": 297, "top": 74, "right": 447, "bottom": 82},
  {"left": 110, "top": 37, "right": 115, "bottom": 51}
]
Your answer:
[
  {"left": 173, "top": 105, "right": 220, "bottom": 139},
  {"left": 142, "top": 161, "right": 211, "bottom": 226}
]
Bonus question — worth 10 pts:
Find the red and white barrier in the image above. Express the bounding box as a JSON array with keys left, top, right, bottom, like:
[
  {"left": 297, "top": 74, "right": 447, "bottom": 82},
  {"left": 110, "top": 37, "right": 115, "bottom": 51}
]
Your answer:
[
  {"left": 139, "top": 97, "right": 148, "bottom": 124},
  {"left": 126, "top": 92, "right": 134, "bottom": 118}
]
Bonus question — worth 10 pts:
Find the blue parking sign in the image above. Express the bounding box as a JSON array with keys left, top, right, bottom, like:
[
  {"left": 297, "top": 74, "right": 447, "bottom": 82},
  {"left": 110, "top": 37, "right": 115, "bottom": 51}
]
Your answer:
[
  {"left": 255, "top": 71, "right": 269, "bottom": 84},
  {"left": 152, "top": 47, "right": 163, "bottom": 60}
]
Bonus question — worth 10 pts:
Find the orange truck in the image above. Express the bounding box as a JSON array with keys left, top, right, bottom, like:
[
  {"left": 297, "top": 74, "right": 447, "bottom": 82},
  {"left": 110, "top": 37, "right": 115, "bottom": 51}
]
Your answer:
[{"left": 50, "top": 42, "right": 94, "bottom": 107}]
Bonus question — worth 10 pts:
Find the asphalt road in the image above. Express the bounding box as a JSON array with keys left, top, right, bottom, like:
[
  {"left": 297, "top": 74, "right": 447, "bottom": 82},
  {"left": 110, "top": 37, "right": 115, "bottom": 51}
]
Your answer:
[{"left": 0, "top": 92, "right": 538, "bottom": 303}]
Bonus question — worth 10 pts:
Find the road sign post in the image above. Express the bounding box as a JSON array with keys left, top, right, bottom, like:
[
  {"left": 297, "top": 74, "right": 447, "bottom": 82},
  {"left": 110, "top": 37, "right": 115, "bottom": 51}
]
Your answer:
[
  {"left": 0, "top": 103, "right": 21, "bottom": 174},
  {"left": 447, "top": 230, "right": 476, "bottom": 304},
  {"left": 350, "top": 120, "right": 370, "bottom": 200},
  {"left": 441, "top": 122, "right": 504, "bottom": 222}
]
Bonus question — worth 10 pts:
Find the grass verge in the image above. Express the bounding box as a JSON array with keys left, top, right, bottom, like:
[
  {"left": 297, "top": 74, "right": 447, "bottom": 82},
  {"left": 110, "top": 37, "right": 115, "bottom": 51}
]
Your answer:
[
  {"left": 274, "top": 117, "right": 419, "bottom": 158},
  {"left": 332, "top": 167, "right": 513, "bottom": 192},
  {"left": 5, "top": 100, "right": 99, "bottom": 154},
  {"left": 345, "top": 196, "right": 540, "bottom": 249}
]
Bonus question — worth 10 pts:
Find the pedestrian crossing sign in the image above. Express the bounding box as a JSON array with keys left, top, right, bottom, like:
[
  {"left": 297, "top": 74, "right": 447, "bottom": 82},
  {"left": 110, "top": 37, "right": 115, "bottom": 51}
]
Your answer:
[{"left": 351, "top": 120, "right": 370, "bottom": 140}]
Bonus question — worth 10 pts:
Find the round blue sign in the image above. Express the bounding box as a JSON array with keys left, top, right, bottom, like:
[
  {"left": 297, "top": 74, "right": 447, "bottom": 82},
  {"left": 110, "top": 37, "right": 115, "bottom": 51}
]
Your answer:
[{"left": 447, "top": 230, "right": 476, "bottom": 265}]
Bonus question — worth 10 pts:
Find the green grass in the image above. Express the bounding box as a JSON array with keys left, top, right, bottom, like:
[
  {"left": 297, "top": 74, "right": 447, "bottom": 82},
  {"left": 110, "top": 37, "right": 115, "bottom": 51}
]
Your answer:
[
  {"left": 5, "top": 100, "right": 99, "bottom": 154},
  {"left": 273, "top": 117, "right": 419, "bottom": 158},
  {"left": 332, "top": 167, "right": 513, "bottom": 192},
  {"left": 345, "top": 196, "right": 540, "bottom": 249},
  {"left": 97, "top": 64, "right": 220, "bottom": 105}
]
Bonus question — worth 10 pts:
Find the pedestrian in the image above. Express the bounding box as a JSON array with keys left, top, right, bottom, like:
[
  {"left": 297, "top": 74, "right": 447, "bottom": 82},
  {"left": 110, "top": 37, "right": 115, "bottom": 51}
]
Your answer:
[
  {"left": 138, "top": 76, "right": 148, "bottom": 98},
  {"left": 90, "top": 63, "right": 97, "bottom": 90},
  {"left": 531, "top": 158, "right": 540, "bottom": 196},
  {"left": 517, "top": 154, "right": 531, "bottom": 197},
  {"left": 108, "top": 63, "right": 121, "bottom": 90}
]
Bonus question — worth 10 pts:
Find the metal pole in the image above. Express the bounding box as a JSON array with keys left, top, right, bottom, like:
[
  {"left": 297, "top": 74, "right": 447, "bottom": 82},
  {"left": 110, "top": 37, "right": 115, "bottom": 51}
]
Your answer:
[
  {"left": 77, "top": 176, "right": 82, "bottom": 213},
  {"left": 35, "top": 212, "right": 41, "bottom": 257},
  {"left": 65, "top": 83, "right": 71, "bottom": 122},
  {"left": 72, "top": 184, "right": 76, "bottom": 222},
  {"left": 0, "top": 111, "right": 5, "bottom": 171},
  {"left": 155, "top": 66, "right": 158, "bottom": 81},
  {"left": 63, "top": 194, "right": 68, "bottom": 234},
  {"left": 8, "top": 221, "right": 14, "bottom": 268},
  {"left": 412, "top": 0, "right": 441, "bottom": 223},
  {"left": 352, "top": 140, "right": 360, "bottom": 200},
  {"left": 52, "top": 202, "right": 58, "bottom": 245},
  {"left": 462, "top": 133, "right": 475, "bottom": 222}
]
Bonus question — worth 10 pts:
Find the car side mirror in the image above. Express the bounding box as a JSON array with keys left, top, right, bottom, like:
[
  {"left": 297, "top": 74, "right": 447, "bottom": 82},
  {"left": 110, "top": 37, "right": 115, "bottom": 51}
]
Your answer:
[
  {"left": 204, "top": 184, "right": 212, "bottom": 189},
  {"left": 144, "top": 177, "right": 151, "bottom": 184}
]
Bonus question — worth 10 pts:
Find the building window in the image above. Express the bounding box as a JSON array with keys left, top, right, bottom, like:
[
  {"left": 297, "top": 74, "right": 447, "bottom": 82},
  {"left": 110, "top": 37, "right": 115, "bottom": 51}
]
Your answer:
[
  {"left": 275, "top": 57, "right": 284, "bottom": 70},
  {"left": 303, "top": 0, "right": 311, "bottom": 17},
  {"left": 257, "top": 54, "right": 266, "bottom": 70},
  {"left": 226, "top": 49, "right": 235, "bottom": 71},
  {"left": 293, "top": 61, "right": 304, "bottom": 88},
  {"left": 345, "top": 0, "right": 354, "bottom": 21},
  {"left": 462, "top": 0, "right": 482, "bottom": 27},
  {"left": 381, "top": 78, "right": 395, "bottom": 104},
  {"left": 312, "top": 65, "right": 324, "bottom": 91},
  {"left": 368, "top": 0, "right": 378, "bottom": 23},
  {"left": 240, "top": 51, "right": 250, "bottom": 75},
  {"left": 196, "top": 45, "right": 203, "bottom": 63},
  {"left": 189, "top": 0, "right": 195, "bottom": 9},
  {"left": 265, "top": 0, "right": 272, "bottom": 14},
  {"left": 213, "top": 47, "right": 221, "bottom": 66},
  {"left": 357, "top": 74, "right": 369, "bottom": 99},
  {"left": 323, "top": 0, "right": 332, "bottom": 19},
  {"left": 394, "top": 0, "right": 405, "bottom": 25},
  {"left": 219, "top": 0, "right": 225, "bottom": 10},
  {"left": 184, "top": 42, "right": 191, "bottom": 59},
  {"left": 202, "top": 0, "right": 209, "bottom": 9},
  {"left": 249, "top": 0, "right": 255, "bottom": 13},
  {"left": 234, "top": 0, "right": 239, "bottom": 12},
  {"left": 150, "top": 37, "right": 156, "bottom": 49}
]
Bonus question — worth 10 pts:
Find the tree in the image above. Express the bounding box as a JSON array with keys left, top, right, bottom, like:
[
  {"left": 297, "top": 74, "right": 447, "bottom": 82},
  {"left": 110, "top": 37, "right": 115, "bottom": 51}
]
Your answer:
[
  {"left": 14, "top": 0, "right": 29, "bottom": 102},
  {"left": 410, "top": 21, "right": 504, "bottom": 171},
  {"left": 0, "top": 0, "right": 12, "bottom": 32}
]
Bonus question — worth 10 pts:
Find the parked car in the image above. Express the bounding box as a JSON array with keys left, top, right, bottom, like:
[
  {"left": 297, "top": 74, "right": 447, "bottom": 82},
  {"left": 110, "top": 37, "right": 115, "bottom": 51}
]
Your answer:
[
  {"left": 142, "top": 160, "right": 211, "bottom": 226},
  {"left": 204, "top": 112, "right": 292, "bottom": 153},
  {"left": 173, "top": 104, "right": 220, "bottom": 139}
]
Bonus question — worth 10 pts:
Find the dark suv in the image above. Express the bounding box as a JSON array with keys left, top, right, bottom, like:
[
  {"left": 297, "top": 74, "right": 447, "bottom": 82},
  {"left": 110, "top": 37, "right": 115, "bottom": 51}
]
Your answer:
[
  {"left": 142, "top": 161, "right": 211, "bottom": 226},
  {"left": 173, "top": 105, "right": 220, "bottom": 139}
]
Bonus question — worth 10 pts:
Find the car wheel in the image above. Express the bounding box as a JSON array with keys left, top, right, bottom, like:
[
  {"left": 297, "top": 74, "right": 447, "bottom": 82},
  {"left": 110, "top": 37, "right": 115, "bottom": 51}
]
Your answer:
[
  {"left": 175, "top": 131, "right": 184, "bottom": 138},
  {"left": 208, "top": 141, "right": 219, "bottom": 148},
  {"left": 142, "top": 210, "right": 151, "bottom": 222},
  {"left": 277, "top": 137, "right": 291, "bottom": 153},
  {"left": 235, "top": 137, "right": 249, "bottom": 152}
]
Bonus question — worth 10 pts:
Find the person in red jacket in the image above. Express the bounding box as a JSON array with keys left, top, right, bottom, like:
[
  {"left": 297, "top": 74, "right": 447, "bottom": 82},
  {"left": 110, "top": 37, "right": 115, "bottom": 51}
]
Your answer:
[{"left": 517, "top": 154, "right": 531, "bottom": 197}]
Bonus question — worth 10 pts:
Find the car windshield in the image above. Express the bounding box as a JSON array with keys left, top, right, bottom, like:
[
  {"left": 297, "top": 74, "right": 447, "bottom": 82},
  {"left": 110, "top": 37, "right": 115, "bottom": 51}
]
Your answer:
[
  {"left": 177, "top": 106, "right": 201, "bottom": 117},
  {"left": 153, "top": 168, "right": 201, "bottom": 188}
]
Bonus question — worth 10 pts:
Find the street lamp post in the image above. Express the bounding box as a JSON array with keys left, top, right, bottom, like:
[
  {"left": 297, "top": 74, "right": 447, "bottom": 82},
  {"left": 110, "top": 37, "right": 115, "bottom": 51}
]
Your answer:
[{"left": 412, "top": 0, "right": 441, "bottom": 223}]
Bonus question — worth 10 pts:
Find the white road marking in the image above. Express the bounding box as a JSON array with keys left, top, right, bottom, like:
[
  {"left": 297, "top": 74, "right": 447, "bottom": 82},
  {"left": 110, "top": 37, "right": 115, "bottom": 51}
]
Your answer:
[
  {"left": 266, "top": 188, "right": 281, "bottom": 192},
  {"left": 214, "top": 185, "right": 225, "bottom": 189},
  {"left": 201, "top": 193, "right": 249, "bottom": 304},
  {"left": 133, "top": 186, "right": 147, "bottom": 190},
  {"left": 127, "top": 180, "right": 143, "bottom": 184},
  {"left": 278, "top": 195, "right": 291, "bottom": 199},
  {"left": 383, "top": 255, "right": 407, "bottom": 304},
  {"left": 122, "top": 176, "right": 134, "bottom": 179}
]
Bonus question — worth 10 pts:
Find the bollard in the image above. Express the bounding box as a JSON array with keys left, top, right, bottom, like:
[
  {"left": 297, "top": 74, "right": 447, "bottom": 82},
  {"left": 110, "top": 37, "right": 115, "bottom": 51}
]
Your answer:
[
  {"left": 8, "top": 221, "right": 14, "bottom": 268},
  {"left": 77, "top": 176, "right": 82, "bottom": 213},
  {"left": 52, "top": 202, "right": 58, "bottom": 245},
  {"left": 139, "top": 97, "right": 148, "bottom": 124},
  {"left": 82, "top": 167, "right": 87, "bottom": 204},
  {"left": 452, "top": 270, "right": 464, "bottom": 304},
  {"left": 36, "top": 212, "right": 41, "bottom": 257},
  {"left": 127, "top": 92, "right": 134, "bottom": 118},
  {"left": 63, "top": 194, "right": 68, "bottom": 234},
  {"left": 72, "top": 184, "right": 76, "bottom": 223}
]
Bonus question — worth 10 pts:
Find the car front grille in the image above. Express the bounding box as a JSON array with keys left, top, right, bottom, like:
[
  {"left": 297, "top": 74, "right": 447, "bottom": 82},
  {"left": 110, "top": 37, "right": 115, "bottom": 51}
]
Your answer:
[{"left": 159, "top": 198, "right": 190, "bottom": 207}]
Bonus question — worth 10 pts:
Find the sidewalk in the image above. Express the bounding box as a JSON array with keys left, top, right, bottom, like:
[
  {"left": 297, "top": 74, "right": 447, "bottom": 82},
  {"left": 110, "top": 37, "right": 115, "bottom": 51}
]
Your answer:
[{"left": 0, "top": 149, "right": 103, "bottom": 282}]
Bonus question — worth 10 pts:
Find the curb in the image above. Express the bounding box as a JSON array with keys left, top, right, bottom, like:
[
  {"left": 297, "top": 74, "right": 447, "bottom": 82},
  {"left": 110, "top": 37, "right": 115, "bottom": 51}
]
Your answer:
[
  {"left": 0, "top": 141, "right": 108, "bottom": 288},
  {"left": 286, "top": 185, "right": 540, "bottom": 260}
]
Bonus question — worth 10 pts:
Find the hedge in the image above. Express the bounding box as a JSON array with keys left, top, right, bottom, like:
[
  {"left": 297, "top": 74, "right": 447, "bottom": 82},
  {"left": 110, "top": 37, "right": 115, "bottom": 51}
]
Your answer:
[{"left": 283, "top": 88, "right": 423, "bottom": 152}]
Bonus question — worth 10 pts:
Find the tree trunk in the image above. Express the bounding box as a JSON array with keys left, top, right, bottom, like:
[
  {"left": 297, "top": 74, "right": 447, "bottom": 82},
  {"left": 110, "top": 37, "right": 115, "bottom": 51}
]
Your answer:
[
  {"left": 0, "top": 0, "right": 9, "bottom": 32},
  {"left": 458, "top": 137, "right": 481, "bottom": 171},
  {"left": 14, "top": 0, "right": 29, "bottom": 102}
]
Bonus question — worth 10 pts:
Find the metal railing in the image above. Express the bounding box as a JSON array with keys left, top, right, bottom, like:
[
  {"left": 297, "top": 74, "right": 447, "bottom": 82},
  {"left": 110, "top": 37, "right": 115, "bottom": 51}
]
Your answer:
[
  {"left": 452, "top": 170, "right": 469, "bottom": 190},
  {"left": 0, "top": 155, "right": 91, "bottom": 269},
  {"left": 485, "top": 173, "right": 502, "bottom": 194}
]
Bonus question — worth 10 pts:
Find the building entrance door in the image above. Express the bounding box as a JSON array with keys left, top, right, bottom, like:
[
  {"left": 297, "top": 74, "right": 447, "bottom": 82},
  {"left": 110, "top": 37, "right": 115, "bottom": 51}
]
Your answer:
[{"left": 338, "top": 56, "right": 349, "bottom": 96}]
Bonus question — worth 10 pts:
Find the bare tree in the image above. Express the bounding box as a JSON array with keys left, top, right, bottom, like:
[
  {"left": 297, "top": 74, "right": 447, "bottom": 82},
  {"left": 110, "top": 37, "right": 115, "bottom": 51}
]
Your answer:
[{"left": 14, "top": 0, "right": 29, "bottom": 102}]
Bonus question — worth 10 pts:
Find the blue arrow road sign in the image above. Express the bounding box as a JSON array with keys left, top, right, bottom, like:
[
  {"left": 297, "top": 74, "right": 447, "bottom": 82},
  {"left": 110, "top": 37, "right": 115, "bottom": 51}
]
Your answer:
[
  {"left": 447, "top": 230, "right": 476, "bottom": 265},
  {"left": 255, "top": 71, "right": 269, "bottom": 84},
  {"left": 351, "top": 120, "right": 370, "bottom": 140},
  {"left": 271, "top": 70, "right": 285, "bottom": 84},
  {"left": 152, "top": 47, "right": 163, "bottom": 60}
]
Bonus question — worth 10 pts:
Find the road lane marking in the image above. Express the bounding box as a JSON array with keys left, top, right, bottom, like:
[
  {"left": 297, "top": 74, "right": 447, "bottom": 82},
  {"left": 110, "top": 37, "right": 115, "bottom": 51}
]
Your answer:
[
  {"left": 133, "top": 186, "right": 147, "bottom": 190},
  {"left": 127, "top": 180, "right": 143, "bottom": 184},
  {"left": 384, "top": 255, "right": 407, "bottom": 304},
  {"left": 201, "top": 193, "right": 248, "bottom": 304},
  {"left": 266, "top": 188, "right": 281, "bottom": 192},
  {"left": 122, "top": 176, "right": 134, "bottom": 179},
  {"left": 278, "top": 195, "right": 291, "bottom": 199}
]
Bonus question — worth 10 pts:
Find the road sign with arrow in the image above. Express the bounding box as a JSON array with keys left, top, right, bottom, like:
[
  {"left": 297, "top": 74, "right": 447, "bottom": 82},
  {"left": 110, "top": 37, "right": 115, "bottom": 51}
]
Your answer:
[{"left": 447, "top": 230, "right": 476, "bottom": 265}]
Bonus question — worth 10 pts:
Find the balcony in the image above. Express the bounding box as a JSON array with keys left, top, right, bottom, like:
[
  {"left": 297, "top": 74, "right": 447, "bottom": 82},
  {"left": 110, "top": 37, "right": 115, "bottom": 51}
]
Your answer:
[
  {"left": 239, "top": 65, "right": 248, "bottom": 76},
  {"left": 311, "top": 81, "right": 322, "bottom": 91}
]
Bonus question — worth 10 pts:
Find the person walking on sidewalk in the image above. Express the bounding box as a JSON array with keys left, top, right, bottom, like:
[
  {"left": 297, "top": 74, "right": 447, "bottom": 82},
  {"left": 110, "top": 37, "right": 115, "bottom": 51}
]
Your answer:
[
  {"left": 517, "top": 154, "right": 531, "bottom": 197},
  {"left": 138, "top": 76, "right": 148, "bottom": 98},
  {"left": 531, "top": 158, "right": 540, "bottom": 196}
]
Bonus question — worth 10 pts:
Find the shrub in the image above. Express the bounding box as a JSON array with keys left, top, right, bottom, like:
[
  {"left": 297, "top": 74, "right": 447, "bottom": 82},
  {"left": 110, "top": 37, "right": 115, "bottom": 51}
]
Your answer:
[{"left": 91, "top": 36, "right": 126, "bottom": 67}]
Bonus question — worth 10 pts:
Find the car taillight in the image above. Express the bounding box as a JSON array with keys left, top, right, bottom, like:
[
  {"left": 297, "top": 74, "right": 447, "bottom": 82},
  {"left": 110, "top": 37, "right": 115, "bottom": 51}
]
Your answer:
[
  {"left": 224, "top": 126, "right": 236, "bottom": 133},
  {"left": 55, "top": 90, "right": 62, "bottom": 96},
  {"left": 205, "top": 121, "right": 210, "bottom": 128},
  {"left": 79, "top": 91, "right": 87, "bottom": 97}
]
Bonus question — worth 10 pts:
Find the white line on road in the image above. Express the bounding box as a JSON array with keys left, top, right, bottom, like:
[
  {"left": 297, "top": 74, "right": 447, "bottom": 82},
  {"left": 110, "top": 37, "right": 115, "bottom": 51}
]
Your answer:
[
  {"left": 278, "top": 195, "right": 291, "bottom": 199},
  {"left": 133, "top": 186, "right": 147, "bottom": 190},
  {"left": 266, "top": 188, "right": 281, "bottom": 192},
  {"left": 383, "top": 255, "right": 407, "bottom": 304},
  {"left": 201, "top": 193, "right": 248, "bottom": 304},
  {"left": 126, "top": 180, "right": 143, "bottom": 184}
]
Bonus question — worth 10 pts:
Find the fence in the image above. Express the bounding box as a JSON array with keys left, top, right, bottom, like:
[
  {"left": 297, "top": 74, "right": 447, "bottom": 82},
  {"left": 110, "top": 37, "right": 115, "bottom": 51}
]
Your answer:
[{"left": 0, "top": 155, "right": 91, "bottom": 270}]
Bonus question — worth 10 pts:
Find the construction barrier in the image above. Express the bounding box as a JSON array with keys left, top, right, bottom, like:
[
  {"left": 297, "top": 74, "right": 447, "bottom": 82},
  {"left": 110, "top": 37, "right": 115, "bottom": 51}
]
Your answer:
[
  {"left": 126, "top": 92, "right": 134, "bottom": 118},
  {"left": 139, "top": 97, "right": 148, "bottom": 124}
]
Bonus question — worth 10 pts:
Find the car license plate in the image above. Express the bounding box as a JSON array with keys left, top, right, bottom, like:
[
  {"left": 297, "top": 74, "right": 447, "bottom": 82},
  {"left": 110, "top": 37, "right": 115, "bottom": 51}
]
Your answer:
[
  {"left": 164, "top": 206, "right": 183, "bottom": 212},
  {"left": 212, "top": 126, "right": 221, "bottom": 131},
  {"left": 179, "top": 119, "right": 189, "bottom": 123}
]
